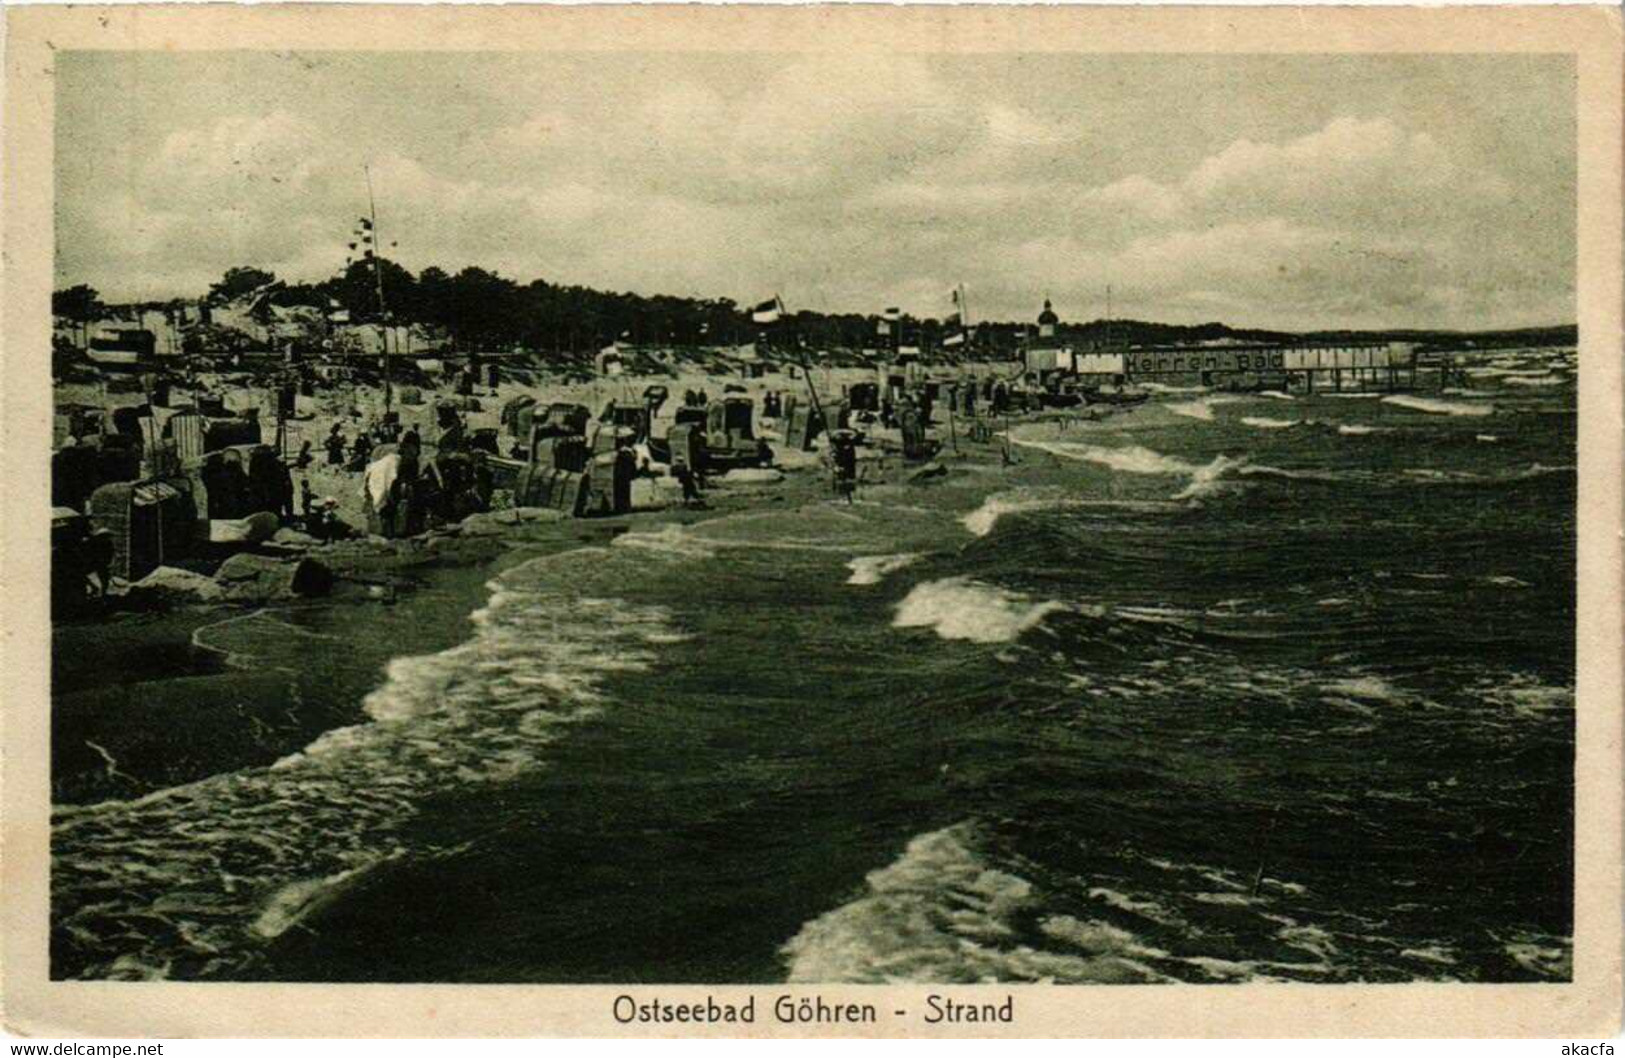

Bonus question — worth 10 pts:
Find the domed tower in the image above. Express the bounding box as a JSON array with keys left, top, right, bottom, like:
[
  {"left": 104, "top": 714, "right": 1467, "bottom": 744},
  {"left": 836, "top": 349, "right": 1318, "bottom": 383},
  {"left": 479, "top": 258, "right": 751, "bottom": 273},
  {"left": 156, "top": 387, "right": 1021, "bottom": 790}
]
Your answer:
[{"left": 1037, "top": 297, "right": 1059, "bottom": 341}]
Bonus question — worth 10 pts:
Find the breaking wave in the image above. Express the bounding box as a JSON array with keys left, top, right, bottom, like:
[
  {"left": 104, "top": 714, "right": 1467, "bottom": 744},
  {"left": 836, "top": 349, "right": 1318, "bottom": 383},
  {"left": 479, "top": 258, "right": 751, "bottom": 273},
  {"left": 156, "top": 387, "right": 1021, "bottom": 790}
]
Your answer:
[
  {"left": 782, "top": 824, "right": 1172, "bottom": 983},
  {"left": 781, "top": 825, "right": 1360, "bottom": 984},
  {"left": 1166, "top": 395, "right": 1244, "bottom": 422},
  {"left": 1383, "top": 395, "right": 1495, "bottom": 417},
  {"left": 847, "top": 552, "right": 922, "bottom": 586},
  {"left": 892, "top": 577, "right": 1069, "bottom": 644},
  {"left": 1167, "top": 400, "right": 1217, "bottom": 422},
  {"left": 1004, "top": 436, "right": 1246, "bottom": 503},
  {"left": 52, "top": 550, "right": 678, "bottom": 980},
  {"left": 611, "top": 523, "right": 720, "bottom": 560},
  {"left": 960, "top": 489, "right": 1180, "bottom": 538}
]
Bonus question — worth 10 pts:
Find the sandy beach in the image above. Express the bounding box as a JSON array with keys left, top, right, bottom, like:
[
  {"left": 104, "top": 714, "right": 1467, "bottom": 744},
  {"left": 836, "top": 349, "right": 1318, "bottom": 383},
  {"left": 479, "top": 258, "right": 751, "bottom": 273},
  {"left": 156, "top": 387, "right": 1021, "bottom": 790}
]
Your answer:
[{"left": 51, "top": 358, "right": 1014, "bottom": 805}]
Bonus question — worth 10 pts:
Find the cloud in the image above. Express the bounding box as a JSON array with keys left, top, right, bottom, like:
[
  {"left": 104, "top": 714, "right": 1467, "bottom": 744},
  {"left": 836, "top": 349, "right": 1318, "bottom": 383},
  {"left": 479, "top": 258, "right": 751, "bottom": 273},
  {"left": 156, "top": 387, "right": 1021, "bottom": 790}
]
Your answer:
[{"left": 55, "top": 58, "right": 1572, "bottom": 331}]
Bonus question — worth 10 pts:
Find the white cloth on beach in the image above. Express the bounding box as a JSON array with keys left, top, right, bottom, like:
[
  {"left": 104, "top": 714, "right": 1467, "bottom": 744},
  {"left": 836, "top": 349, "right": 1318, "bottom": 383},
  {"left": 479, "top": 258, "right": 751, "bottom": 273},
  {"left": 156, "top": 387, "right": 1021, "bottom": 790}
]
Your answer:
[{"left": 363, "top": 453, "right": 402, "bottom": 511}]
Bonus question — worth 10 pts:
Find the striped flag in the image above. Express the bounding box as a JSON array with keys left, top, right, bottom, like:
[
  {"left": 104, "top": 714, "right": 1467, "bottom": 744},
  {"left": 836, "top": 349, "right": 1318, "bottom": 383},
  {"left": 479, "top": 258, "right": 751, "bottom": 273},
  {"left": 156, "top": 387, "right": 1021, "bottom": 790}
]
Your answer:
[{"left": 750, "top": 296, "right": 785, "bottom": 324}]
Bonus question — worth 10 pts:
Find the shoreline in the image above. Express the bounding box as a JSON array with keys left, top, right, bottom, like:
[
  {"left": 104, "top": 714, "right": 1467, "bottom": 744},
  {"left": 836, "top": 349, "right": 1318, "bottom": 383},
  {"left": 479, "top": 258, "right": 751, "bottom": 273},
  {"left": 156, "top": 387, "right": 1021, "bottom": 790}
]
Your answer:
[
  {"left": 51, "top": 406, "right": 1015, "bottom": 807},
  {"left": 45, "top": 350, "right": 1579, "bottom": 985}
]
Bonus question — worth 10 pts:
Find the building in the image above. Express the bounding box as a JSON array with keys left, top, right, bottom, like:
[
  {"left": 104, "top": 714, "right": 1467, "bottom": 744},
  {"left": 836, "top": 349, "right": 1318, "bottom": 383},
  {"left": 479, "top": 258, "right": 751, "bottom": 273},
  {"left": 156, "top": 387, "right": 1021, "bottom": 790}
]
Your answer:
[
  {"left": 1025, "top": 298, "right": 1075, "bottom": 374},
  {"left": 1036, "top": 298, "right": 1059, "bottom": 342}
]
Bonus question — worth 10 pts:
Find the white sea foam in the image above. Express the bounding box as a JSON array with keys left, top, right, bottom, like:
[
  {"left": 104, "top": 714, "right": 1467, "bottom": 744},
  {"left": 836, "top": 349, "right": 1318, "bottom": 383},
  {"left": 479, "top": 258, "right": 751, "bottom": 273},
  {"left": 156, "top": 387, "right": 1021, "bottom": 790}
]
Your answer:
[
  {"left": 893, "top": 577, "right": 1068, "bottom": 643},
  {"left": 610, "top": 523, "right": 719, "bottom": 559},
  {"left": 1500, "top": 933, "right": 1573, "bottom": 979},
  {"left": 1466, "top": 366, "right": 1557, "bottom": 379},
  {"left": 781, "top": 824, "right": 1170, "bottom": 983},
  {"left": 959, "top": 489, "right": 1180, "bottom": 537},
  {"left": 1502, "top": 374, "right": 1566, "bottom": 387},
  {"left": 846, "top": 552, "right": 922, "bottom": 586},
  {"left": 1006, "top": 435, "right": 1247, "bottom": 504},
  {"left": 1337, "top": 424, "right": 1385, "bottom": 436},
  {"left": 1171, "top": 455, "right": 1249, "bottom": 501},
  {"left": 1256, "top": 390, "right": 1297, "bottom": 401},
  {"left": 1382, "top": 394, "right": 1495, "bottom": 417},
  {"left": 1238, "top": 464, "right": 1343, "bottom": 484},
  {"left": 1474, "top": 671, "right": 1573, "bottom": 720},
  {"left": 1240, "top": 416, "right": 1301, "bottom": 430},
  {"left": 1167, "top": 394, "right": 1245, "bottom": 421},
  {"left": 1320, "top": 675, "right": 1404, "bottom": 702},
  {"left": 961, "top": 494, "right": 1048, "bottom": 538},
  {"left": 52, "top": 548, "right": 682, "bottom": 981},
  {"left": 1167, "top": 400, "right": 1217, "bottom": 421},
  {"left": 252, "top": 855, "right": 398, "bottom": 939},
  {"left": 1012, "top": 438, "right": 1200, "bottom": 475}
]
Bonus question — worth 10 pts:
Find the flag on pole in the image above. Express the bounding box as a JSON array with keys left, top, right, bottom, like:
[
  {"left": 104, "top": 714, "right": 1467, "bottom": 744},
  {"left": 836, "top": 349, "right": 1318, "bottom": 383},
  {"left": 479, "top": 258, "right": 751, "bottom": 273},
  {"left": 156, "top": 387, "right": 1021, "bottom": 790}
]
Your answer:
[
  {"left": 942, "top": 331, "right": 965, "bottom": 347},
  {"left": 750, "top": 296, "right": 785, "bottom": 324}
]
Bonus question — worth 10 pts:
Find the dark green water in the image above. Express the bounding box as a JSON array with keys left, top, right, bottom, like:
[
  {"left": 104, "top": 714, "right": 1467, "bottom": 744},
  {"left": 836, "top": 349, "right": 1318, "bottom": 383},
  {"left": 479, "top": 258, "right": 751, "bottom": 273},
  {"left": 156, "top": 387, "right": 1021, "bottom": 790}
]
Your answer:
[{"left": 52, "top": 350, "right": 1576, "bottom": 983}]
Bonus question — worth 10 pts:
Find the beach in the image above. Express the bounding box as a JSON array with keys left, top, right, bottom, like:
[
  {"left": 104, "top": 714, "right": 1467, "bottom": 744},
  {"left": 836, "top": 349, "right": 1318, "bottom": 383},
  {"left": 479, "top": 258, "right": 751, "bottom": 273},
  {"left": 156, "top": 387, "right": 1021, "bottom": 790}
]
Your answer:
[{"left": 47, "top": 345, "right": 1578, "bottom": 984}]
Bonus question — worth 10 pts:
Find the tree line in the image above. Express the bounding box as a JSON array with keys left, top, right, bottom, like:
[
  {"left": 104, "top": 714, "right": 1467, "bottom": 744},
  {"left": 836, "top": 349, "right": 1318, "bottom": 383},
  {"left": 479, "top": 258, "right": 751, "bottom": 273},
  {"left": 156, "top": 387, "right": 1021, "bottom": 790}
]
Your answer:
[{"left": 52, "top": 263, "right": 1577, "bottom": 359}]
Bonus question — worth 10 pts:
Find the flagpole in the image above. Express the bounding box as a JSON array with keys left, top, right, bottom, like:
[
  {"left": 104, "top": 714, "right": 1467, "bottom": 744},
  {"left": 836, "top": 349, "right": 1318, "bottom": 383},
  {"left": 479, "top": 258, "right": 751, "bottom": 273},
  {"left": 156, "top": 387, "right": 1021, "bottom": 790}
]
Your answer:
[
  {"left": 1106, "top": 283, "right": 1112, "bottom": 350},
  {"left": 365, "top": 164, "right": 391, "bottom": 414}
]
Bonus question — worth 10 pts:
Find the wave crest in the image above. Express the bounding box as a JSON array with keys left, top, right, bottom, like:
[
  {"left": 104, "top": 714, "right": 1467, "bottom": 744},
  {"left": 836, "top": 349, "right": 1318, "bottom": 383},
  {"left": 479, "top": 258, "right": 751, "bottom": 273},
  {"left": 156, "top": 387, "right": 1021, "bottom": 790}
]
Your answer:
[{"left": 893, "top": 576, "right": 1068, "bottom": 643}]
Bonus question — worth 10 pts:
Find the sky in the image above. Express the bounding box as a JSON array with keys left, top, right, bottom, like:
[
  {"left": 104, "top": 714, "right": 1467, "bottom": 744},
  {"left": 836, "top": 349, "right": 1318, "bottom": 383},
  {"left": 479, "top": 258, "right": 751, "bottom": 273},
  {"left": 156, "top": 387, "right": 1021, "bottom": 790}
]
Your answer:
[{"left": 56, "top": 51, "right": 1575, "bottom": 331}]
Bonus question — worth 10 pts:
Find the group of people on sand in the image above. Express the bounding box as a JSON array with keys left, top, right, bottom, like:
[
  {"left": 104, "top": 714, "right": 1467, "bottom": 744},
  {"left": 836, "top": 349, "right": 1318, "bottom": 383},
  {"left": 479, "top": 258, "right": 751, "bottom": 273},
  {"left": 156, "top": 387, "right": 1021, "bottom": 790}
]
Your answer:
[
  {"left": 358, "top": 417, "right": 496, "bottom": 539},
  {"left": 200, "top": 444, "right": 297, "bottom": 522},
  {"left": 324, "top": 422, "right": 378, "bottom": 473}
]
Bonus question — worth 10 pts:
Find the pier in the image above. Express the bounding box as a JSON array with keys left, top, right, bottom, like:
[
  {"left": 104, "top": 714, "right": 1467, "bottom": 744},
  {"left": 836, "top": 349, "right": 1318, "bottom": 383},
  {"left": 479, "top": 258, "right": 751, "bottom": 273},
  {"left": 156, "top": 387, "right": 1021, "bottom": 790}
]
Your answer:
[{"left": 1066, "top": 341, "right": 1421, "bottom": 392}]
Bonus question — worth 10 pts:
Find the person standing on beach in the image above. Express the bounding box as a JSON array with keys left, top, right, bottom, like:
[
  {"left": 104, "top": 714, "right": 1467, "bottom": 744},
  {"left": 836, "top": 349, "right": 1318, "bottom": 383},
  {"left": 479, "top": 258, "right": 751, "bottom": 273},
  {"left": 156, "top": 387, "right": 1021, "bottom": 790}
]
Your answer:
[
  {"left": 349, "top": 430, "right": 374, "bottom": 472},
  {"left": 672, "top": 462, "right": 705, "bottom": 507},
  {"left": 828, "top": 432, "right": 858, "bottom": 504}
]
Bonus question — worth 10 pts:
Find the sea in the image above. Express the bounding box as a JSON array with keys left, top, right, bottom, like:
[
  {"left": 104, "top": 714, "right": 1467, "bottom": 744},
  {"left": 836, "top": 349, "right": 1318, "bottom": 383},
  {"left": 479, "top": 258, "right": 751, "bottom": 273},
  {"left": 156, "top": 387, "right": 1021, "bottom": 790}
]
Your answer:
[{"left": 52, "top": 348, "right": 1577, "bottom": 984}]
